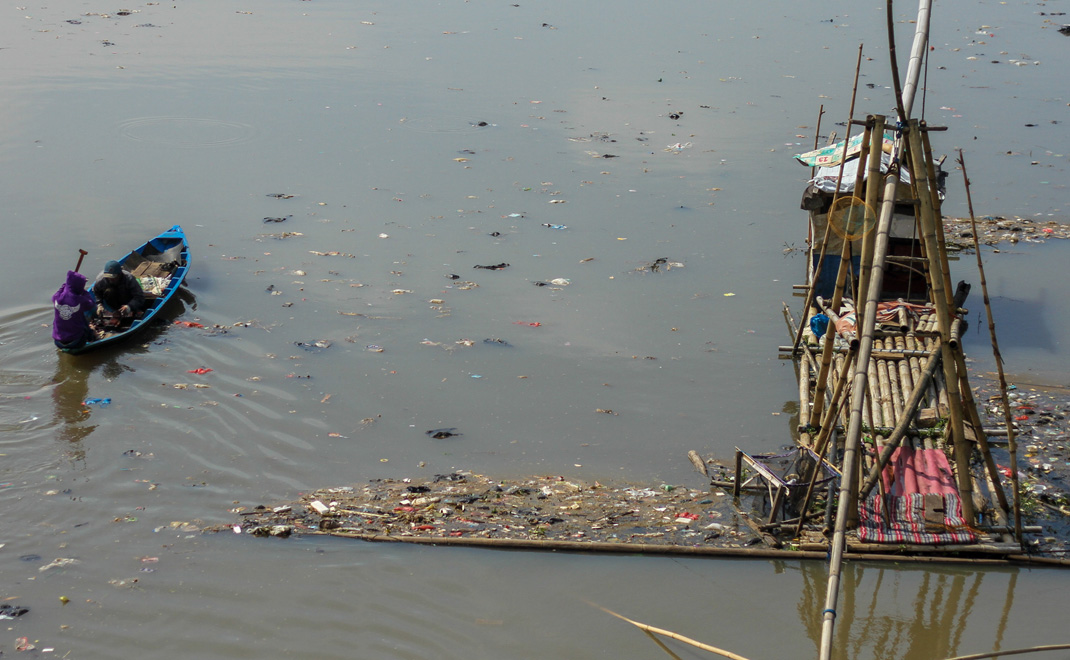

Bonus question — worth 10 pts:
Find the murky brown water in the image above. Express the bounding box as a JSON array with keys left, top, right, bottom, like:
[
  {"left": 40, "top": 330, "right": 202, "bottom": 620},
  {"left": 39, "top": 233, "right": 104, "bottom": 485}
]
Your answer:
[{"left": 2, "top": 1, "right": 1068, "bottom": 658}]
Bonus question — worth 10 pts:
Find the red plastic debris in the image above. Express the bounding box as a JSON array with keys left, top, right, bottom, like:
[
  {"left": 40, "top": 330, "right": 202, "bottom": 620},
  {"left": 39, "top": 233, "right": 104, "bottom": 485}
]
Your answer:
[
  {"left": 512, "top": 321, "right": 542, "bottom": 326},
  {"left": 448, "top": 531, "right": 464, "bottom": 537},
  {"left": 414, "top": 525, "right": 436, "bottom": 531},
  {"left": 393, "top": 506, "right": 415, "bottom": 512},
  {"left": 187, "top": 368, "right": 213, "bottom": 375},
  {"left": 675, "top": 512, "right": 700, "bottom": 521},
  {"left": 174, "top": 320, "right": 205, "bottom": 328},
  {"left": 1015, "top": 415, "right": 1030, "bottom": 421}
]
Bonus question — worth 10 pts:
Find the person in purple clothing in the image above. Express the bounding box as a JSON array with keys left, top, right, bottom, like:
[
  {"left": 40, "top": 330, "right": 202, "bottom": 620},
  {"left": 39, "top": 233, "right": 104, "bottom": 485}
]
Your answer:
[{"left": 52, "top": 270, "right": 96, "bottom": 349}]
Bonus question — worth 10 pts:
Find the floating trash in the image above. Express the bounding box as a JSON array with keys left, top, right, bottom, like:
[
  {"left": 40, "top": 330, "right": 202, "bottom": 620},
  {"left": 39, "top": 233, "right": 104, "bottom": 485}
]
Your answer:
[{"left": 426, "top": 428, "right": 462, "bottom": 439}]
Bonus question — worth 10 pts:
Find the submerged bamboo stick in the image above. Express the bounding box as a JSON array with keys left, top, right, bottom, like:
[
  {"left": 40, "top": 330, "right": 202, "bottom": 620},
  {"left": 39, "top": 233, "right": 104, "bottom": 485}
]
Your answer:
[{"left": 592, "top": 604, "right": 754, "bottom": 660}]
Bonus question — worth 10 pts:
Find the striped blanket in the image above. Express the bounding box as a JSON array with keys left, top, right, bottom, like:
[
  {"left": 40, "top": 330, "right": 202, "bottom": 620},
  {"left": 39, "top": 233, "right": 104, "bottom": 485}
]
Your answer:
[
  {"left": 858, "top": 492, "right": 978, "bottom": 544},
  {"left": 857, "top": 446, "right": 978, "bottom": 544}
]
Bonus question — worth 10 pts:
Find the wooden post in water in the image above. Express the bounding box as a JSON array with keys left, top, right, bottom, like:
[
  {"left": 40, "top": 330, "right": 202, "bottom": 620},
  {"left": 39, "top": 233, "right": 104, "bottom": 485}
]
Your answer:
[{"left": 905, "top": 120, "right": 974, "bottom": 524}]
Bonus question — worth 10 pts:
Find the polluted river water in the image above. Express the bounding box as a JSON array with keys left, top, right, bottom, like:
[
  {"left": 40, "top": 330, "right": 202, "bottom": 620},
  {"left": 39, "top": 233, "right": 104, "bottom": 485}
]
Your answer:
[{"left": 1, "top": 1, "right": 1068, "bottom": 658}]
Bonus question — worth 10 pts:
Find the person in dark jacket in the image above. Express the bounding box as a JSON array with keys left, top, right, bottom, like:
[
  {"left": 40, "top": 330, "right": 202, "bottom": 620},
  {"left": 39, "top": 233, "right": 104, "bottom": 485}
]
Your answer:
[
  {"left": 52, "top": 270, "right": 96, "bottom": 349},
  {"left": 92, "top": 260, "right": 145, "bottom": 319}
]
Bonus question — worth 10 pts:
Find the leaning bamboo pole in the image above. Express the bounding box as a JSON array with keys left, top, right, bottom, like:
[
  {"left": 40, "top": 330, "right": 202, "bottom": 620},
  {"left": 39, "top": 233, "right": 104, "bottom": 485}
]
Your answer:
[
  {"left": 810, "top": 56, "right": 868, "bottom": 423},
  {"left": 958, "top": 149, "right": 1024, "bottom": 544},
  {"left": 792, "top": 45, "right": 865, "bottom": 355},
  {"left": 593, "top": 604, "right": 753, "bottom": 660},
  {"left": 819, "top": 165, "right": 902, "bottom": 660},
  {"left": 906, "top": 120, "right": 975, "bottom": 523},
  {"left": 900, "top": 0, "right": 934, "bottom": 118},
  {"left": 858, "top": 344, "right": 943, "bottom": 500}
]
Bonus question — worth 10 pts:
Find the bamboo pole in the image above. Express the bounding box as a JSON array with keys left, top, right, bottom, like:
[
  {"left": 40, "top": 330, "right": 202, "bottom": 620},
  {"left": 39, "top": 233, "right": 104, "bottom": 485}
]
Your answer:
[
  {"left": 799, "top": 349, "right": 812, "bottom": 434},
  {"left": 792, "top": 44, "right": 865, "bottom": 354},
  {"left": 859, "top": 342, "right": 943, "bottom": 500},
  {"left": 811, "top": 104, "right": 825, "bottom": 179},
  {"left": 313, "top": 528, "right": 1070, "bottom": 566},
  {"left": 795, "top": 347, "right": 857, "bottom": 537},
  {"left": 819, "top": 165, "right": 902, "bottom": 660},
  {"left": 592, "top": 604, "right": 754, "bottom": 660},
  {"left": 857, "top": 116, "right": 886, "bottom": 320},
  {"left": 942, "top": 643, "right": 1070, "bottom": 660},
  {"left": 900, "top": 0, "right": 934, "bottom": 119},
  {"left": 811, "top": 107, "right": 869, "bottom": 423},
  {"left": 906, "top": 120, "right": 975, "bottom": 523},
  {"left": 958, "top": 149, "right": 1023, "bottom": 544},
  {"left": 953, "top": 347, "right": 1011, "bottom": 519}
]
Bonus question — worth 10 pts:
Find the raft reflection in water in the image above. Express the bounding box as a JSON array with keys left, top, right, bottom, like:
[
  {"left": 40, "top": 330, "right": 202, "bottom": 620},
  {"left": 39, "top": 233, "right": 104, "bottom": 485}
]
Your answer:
[{"left": 793, "top": 560, "right": 1019, "bottom": 660}]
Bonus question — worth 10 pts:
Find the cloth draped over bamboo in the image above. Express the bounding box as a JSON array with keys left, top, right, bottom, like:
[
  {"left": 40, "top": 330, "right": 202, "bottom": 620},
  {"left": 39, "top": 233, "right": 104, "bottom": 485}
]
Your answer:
[{"left": 808, "top": 152, "right": 916, "bottom": 194}]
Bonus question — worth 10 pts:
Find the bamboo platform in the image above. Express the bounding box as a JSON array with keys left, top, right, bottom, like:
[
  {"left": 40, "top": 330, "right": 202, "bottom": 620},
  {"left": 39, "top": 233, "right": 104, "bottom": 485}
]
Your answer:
[{"left": 753, "top": 112, "right": 1026, "bottom": 563}]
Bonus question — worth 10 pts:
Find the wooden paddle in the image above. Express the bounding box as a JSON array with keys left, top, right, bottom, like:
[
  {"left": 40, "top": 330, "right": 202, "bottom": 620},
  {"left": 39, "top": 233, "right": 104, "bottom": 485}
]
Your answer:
[{"left": 74, "top": 249, "right": 88, "bottom": 273}]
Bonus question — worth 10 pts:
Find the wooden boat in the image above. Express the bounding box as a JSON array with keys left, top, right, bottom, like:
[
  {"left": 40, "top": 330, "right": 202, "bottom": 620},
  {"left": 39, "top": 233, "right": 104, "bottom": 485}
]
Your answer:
[{"left": 62, "top": 225, "right": 190, "bottom": 355}]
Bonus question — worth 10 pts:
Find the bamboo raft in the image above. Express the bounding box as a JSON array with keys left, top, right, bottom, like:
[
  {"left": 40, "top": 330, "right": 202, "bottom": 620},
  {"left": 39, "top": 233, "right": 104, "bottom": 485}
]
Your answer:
[{"left": 740, "top": 109, "right": 1025, "bottom": 564}]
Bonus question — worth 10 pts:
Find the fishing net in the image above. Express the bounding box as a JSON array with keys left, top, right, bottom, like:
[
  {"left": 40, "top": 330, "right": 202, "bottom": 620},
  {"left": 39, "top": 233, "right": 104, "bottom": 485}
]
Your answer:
[{"left": 828, "top": 196, "right": 876, "bottom": 241}]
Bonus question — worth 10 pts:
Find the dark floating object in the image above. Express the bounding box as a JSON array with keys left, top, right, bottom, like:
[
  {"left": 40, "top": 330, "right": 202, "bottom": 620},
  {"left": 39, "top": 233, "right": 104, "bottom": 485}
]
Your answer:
[
  {"left": 1058, "top": 25, "right": 1070, "bottom": 35},
  {"left": 489, "top": 231, "right": 501, "bottom": 237},
  {"left": 483, "top": 338, "right": 510, "bottom": 346},
  {"left": 645, "top": 257, "right": 669, "bottom": 272},
  {"left": 295, "top": 339, "right": 331, "bottom": 352},
  {"left": 474, "top": 262, "right": 510, "bottom": 270},
  {"left": 406, "top": 485, "right": 432, "bottom": 493},
  {"left": 668, "top": 112, "right": 682, "bottom": 120},
  {"left": 472, "top": 121, "right": 489, "bottom": 127},
  {"left": 263, "top": 215, "right": 291, "bottom": 223},
  {"left": 426, "top": 428, "right": 462, "bottom": 439},
  {"left": 533, "top": 281, "right": 549, "bottom": 287},
  {"left": 0, "top": 604, "right": 29, "bottom": 619},
  {"left": 446, "top": 273, "right": 460, "bottom": 280},
  {"left": 266, "top": 193, "right": 295, "bottom": 199}
]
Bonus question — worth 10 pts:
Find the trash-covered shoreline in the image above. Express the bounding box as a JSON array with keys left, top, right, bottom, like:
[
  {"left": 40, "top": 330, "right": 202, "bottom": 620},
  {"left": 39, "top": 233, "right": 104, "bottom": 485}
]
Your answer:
[
  {"left": 223, "top": 472, "right": 760, "bottom": 549},
  {"left": 943, "top": 215, "right": 1070, "bottom": 250},
  {"left": 219, "top": 440, "right": 1070, "bottom": 563}
]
